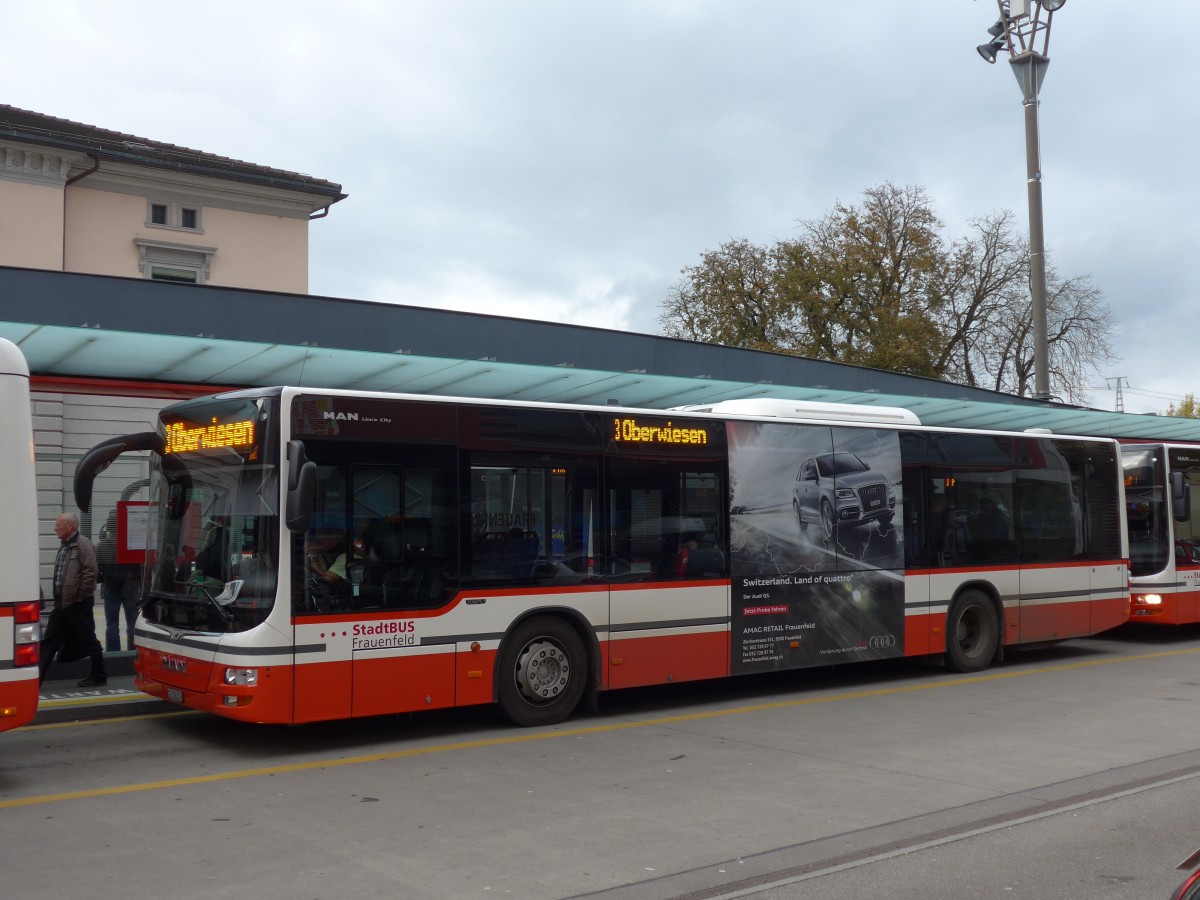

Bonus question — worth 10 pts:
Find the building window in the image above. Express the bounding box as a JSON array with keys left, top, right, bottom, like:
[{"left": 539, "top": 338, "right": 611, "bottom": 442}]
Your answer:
[
  {"left": 135, "top": 237, "right": 216, "bottom": 284},
  {"left": 146, "top": 200, "right": 203, "bottom": 232},
  {"left": 149, "top": 265, "right": 199, "bottom": 284}
]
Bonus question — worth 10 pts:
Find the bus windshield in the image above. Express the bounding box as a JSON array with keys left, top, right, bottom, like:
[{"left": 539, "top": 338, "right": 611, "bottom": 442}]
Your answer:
[
  {"left": 1123, "top": 447, "right": 1169, "bottom": 576},
  {"left": 140, "top": 395, "right": 280, "bottom": 633}
]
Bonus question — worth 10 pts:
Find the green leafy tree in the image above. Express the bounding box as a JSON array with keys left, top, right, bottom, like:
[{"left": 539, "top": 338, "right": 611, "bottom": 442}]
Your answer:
[
  {"left": 659, "top": 238, "right": 799, "bottom": 353},
  {"left": 660, "top": 183, "right": 1116, "bottom": 403},
  {"left": 1166, "top": 394, "right": 1200, "bottom": 418},
  {"left": 788, "top": 183, "right": 946, "bottom": 377}
]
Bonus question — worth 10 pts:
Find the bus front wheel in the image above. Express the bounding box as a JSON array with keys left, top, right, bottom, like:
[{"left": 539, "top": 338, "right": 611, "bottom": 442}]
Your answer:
[
  {"left": 945, "top": 589, "right": 999, "bottom": 673},
  {"left": 498, "top": 616, "right": 587, "bottom": 727}
]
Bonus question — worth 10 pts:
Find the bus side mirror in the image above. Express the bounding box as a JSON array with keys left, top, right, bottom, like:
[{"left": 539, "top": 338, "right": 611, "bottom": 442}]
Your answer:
[
  {"left": 73, "top": 431, "right": 162, "bottom": 512},
  {"left": 1172, "top": 471, "right": 1191, "bottom": 523},
  {"left": 285, "top": 440, "right": 316, "bottom": 533}
]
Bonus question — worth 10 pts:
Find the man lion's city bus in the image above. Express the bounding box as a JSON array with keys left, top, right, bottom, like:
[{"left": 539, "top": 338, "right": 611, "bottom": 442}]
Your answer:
[
  {"left": 0, "top": 338, "right": 41, "bottom": 732},
  {"left": 74, "top": 389, "right": 1131, "bottom": 726},
  {"left": 1122, "top": 443, "right": 1200, "bottom": 623}
]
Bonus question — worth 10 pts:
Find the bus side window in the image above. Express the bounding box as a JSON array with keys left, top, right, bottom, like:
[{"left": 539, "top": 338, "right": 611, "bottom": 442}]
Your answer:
[
  {"left": 605, "top": 459, "right": 725, "bottom": 582},
  {"left": 344, "top": 458, "right": 457, "bottom": 610},
  {"left": 465, "top": 457, "right": 602, "bottom": 589}
]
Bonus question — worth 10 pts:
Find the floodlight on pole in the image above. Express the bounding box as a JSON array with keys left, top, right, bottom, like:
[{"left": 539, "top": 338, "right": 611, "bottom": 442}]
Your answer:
[
  {"left": 977, "top": 40, "right": 1004, "bottom": 63},
  {"left": 976, "top": 0, "right": 1065, "bottom": 402}
]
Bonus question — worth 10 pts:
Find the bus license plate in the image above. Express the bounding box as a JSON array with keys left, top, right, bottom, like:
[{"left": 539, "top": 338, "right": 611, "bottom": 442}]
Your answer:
[{"left": 167, "top": 687, "right": 184, "bottom": 704}]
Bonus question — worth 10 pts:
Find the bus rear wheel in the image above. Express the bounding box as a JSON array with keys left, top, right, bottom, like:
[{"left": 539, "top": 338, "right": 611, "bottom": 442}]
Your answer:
[
  {"left": 498, "top": 616, "right": 587, "bottom": 727},
  {"left": 946, "top": 589, "right": 999, "bottom": 673}
]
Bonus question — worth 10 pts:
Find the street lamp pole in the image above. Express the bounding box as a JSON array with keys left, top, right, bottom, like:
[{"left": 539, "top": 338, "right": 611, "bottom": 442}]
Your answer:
[
  {"left": 977, "top": 0, "right": 1064, "bottom": 402},
  {"left": 1017, "top": 51, "right": 1051, "bottom": 402}
]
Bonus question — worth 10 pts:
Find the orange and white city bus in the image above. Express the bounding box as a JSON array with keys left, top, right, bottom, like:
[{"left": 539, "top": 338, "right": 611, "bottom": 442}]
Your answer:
[
  {"left": 0, "top": 338, "right": 41, "bottom": 731},
  {"left": 1123, "top": 442, "right": 1200, "bottom": 623},
  {"left": 74, "top": 388, "right": 1131, "bottom": 726}
]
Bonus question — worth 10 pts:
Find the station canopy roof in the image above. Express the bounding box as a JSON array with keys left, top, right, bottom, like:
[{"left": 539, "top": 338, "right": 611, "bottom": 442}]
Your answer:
[{"left": 3, "top": 265, "right": 1198, "bottom": 443}]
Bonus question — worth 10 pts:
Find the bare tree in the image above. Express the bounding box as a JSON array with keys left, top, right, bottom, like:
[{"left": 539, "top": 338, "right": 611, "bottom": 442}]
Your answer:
[
  {"left": 990, "top": 267, "right": 1115, "bottom": 404},
  {"left": 934, "top": 210, "right": 1029, "bottom": 387},
  {"left": 935, "top": 210, "right": 1114, "bottom": 403}
]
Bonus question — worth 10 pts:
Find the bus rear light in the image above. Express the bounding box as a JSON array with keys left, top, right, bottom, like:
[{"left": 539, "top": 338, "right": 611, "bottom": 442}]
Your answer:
[
  {"left": 14, "top": 622, "right": 40, "bottom": 644},
  {"left": 15, "top": 643, "right": 39, "bottom": 667},
  {"left": 224, "top": 667, "right": 257, "bottom": 686},
  {"left": 14, "top": 601, "right": 40, "bottom": 624}
]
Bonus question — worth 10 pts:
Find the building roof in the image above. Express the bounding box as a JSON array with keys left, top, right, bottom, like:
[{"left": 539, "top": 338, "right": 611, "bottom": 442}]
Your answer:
[
  {"left": 3, "top": 266, "right": 1198, "bottom": 444},
  {"left": 0, "top": 104, "right": 346, "bottom": 203}
]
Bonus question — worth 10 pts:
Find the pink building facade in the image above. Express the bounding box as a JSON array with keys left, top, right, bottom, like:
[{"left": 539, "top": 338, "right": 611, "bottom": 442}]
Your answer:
[{"left": 0, "top": 104, "right": 344, "bottom": 292}]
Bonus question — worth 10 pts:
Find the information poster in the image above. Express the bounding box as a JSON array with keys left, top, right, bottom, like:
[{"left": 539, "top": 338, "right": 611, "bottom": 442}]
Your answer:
[{"left": 116, "top": 499, "right": 151, "bottom": 564}]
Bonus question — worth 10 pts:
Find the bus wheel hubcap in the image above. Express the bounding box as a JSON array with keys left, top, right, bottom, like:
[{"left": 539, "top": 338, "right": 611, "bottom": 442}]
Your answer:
[{"left": 516, "top": 639, "right": 569, "bottom": 703}]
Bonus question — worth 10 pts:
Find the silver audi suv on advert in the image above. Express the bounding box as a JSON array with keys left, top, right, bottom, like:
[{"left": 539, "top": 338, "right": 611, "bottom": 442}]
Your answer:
[{"left": 792, "top": 452, "right": 895, "bottom": 539}]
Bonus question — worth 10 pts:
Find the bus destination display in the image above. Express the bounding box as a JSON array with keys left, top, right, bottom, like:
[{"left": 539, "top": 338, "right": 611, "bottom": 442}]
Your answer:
[
  {"left": 163, "top": 417, "right": 256, "bottom": 454},
  {"left": 611, "top": 416, "right": 712, "bottom": 447}
]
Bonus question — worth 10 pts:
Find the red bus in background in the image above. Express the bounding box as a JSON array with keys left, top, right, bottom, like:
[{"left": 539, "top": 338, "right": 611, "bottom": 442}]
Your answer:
[
  {"left": 74, "top": 389, "right": 1130, "bottom": 727},
  {"left": 0, "top": 338, "right": 41, "bottom": 732},
  {"left": 1123, "top": 443, "right": 1200, "bottom": 623}
]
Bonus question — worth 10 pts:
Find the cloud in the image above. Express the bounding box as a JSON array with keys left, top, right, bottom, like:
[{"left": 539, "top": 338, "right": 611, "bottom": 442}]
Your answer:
[{"left": 9, "top": 1, "right": 1200, "bottom": 412}]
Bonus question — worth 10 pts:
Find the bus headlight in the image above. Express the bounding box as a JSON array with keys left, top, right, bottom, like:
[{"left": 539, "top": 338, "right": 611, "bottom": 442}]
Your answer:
[
  {"left": 224, "top": 667, "right": 258, "bottom": 686},
  {"left": 1140, "top": 594, "right": 1163, "bottom": 606}
]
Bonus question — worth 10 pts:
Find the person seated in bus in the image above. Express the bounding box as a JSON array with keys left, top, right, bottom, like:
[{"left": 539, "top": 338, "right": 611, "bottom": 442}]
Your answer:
[
  {"left": 969, "top": 496, "right": 1010, "bottom": 542},
  {"left": 342, "top": 523, "right": 386, "bottom": 607},
  {"left": 305, "top": 532, "right": 350, "bottom": 608},
  {"left": 503, "top": 527, "right": 539, "bottom": 579},
  {"left": 363, "top": 519, "right": 405, "bottom": 562},
  {"left": 965, "top": 495, "right": 1017, "bottom": 564},
  {"left": 195, "top": 516, "right": 231, "bottom": 583},
  {"left": 684, "top": 533, "right": 725, "bottom": 578},
  {"left": 923, "top": 492, "right": 953, "bottom": 566},
  {"left": 175, "top": 544, "right": 196, "bottom": 585},
  {"left": 306, "top": 534, "right": 347, "bottom": 583},
  {"left": 154, "top": 543, "right": 179, "bottom": 591}
]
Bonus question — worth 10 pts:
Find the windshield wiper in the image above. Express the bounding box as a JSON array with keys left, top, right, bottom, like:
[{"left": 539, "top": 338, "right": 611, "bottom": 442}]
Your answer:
[{"left": 195, "top": 582, "right": 234, "bottom": 624}]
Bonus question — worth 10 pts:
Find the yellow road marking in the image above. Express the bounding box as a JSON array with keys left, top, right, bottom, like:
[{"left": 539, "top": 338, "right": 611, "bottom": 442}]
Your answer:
[
  {"left": 39, "top": 693, "right": 159, "bottom": 709},
  {"left": 22, "top": 710, "right": 199, "bottom": 731},
  {"left": 5, "top": 643, "right": 1199, "bottom": 809}
]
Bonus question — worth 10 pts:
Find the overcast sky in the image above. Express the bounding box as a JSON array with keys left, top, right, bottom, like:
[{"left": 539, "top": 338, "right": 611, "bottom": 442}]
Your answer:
[{"left": 9, "top": 1, "right": 1197, "bottom": 414}]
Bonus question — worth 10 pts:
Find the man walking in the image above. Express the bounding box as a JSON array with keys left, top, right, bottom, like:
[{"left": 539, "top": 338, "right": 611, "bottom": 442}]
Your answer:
[{"left": 40, "top": 512, "right": 107, "bottom": 687}]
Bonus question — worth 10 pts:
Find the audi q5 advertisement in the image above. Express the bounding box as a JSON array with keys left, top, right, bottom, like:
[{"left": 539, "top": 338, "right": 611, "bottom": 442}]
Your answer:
[{"left": 726, "top": 421, "right": 904, "bottom": 673}]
